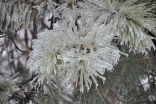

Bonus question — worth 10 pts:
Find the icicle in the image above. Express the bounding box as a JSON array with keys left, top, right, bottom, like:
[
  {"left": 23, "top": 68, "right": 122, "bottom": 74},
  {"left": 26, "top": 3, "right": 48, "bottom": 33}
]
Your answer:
[{"left": 119, "top": 51, "right": 128, "bottom": 57}]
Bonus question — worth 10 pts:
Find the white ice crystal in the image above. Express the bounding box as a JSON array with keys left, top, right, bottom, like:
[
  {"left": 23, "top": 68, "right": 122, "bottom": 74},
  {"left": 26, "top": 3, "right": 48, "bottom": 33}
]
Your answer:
[{"left": 27, "top": 22, "right": 120, "bottom": 92}]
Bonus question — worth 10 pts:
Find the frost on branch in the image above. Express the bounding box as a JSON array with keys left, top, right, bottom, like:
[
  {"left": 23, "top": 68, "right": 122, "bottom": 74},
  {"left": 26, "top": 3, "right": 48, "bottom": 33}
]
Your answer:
[
  {"left": 78, "top": 0, "right": 156, "bottom": 54},
  {"left": 27, "top": 22, "right": 120, "bottom": 92},
  {"left": 0, "top": 1, "right": 33, "bottom": 33}
]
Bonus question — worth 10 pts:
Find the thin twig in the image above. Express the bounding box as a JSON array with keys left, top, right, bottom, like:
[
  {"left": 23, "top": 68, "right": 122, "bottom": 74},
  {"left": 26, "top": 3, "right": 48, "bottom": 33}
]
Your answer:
[{"left": 9, "top": 37, "right": 26, "bottom": 53}]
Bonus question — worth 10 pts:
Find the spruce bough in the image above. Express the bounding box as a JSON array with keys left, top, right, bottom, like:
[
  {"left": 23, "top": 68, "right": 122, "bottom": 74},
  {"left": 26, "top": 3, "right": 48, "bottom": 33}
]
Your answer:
[{"left": 27, "top": 0, "right": 156, "bottom": 92}]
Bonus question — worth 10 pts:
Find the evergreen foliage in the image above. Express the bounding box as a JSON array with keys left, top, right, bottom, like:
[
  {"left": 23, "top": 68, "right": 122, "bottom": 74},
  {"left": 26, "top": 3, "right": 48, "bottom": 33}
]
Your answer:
[{"left": 0, "top": 0, "right": 156, "bottom": 104}]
